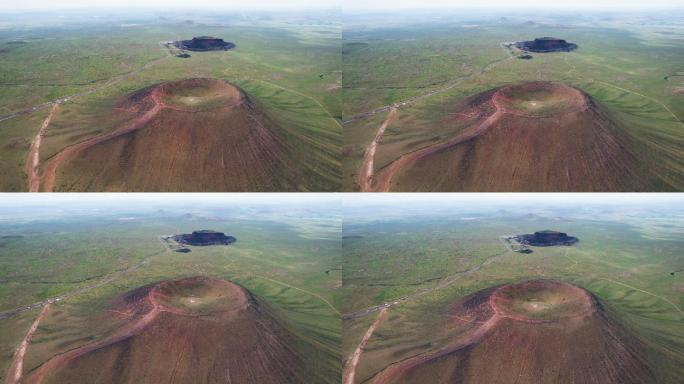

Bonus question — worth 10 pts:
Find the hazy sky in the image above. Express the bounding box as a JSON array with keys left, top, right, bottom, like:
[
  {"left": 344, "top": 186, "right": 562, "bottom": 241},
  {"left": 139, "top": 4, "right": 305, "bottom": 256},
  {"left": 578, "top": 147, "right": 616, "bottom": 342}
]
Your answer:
[
  {"left": 344, "top": 0, "right": 681, "bottom": 10},
  {"left": 343, "top": 193, "right": 684, "bottom": 208},
  {"left": 2, "top": 0, "right": 341, "bottom": 11},
  {"left": 5, "top": 0, "right": 680, "bottom": 11},
  {"left": 0, "top": 193, "right": 339, "bottom": 208}
]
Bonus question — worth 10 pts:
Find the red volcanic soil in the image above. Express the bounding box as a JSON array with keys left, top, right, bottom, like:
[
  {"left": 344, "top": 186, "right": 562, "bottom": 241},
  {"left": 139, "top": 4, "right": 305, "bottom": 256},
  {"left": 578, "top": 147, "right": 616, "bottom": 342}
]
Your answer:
[
  {"left": 380, "top": 81, "right": 667, "bottom": 192},
  {"left": 24, "top": 277, "right": 307, "bottom": 384},
  {"left": 43, "top": 78, "right": 301, "bottom": 192},
  {"left": 370, "top": 280, "right": 655, "bottom": 384}
]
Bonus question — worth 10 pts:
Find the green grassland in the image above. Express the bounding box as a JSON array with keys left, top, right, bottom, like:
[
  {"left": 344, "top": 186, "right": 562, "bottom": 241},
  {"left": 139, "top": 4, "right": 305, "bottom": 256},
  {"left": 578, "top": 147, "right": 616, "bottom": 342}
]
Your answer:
[
  {"left": 0, "top": 12, "right": 341, "bottom": 191},
  {"left": 343, "top": 204, "right": 684, "bottom": 383},
  {"left": 342, "top": 13, "right": 684, "bottom": 190},
  {"left": 0, "top": 203, "right": 341, "bottom": 383}
]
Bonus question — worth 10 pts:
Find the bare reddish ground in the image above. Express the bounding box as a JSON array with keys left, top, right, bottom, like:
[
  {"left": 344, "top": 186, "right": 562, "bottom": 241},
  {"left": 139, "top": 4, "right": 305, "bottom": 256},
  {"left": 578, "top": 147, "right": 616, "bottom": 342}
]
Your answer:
[
  {"left": 4, "top": 304, "right": 50, "bottom": 384},
  {"left": 40, "top": 90, "right": 165, "bottom": 192},
  {"left": 25, "top": 104, "right": 59, "bottom": 192},
  {"left": 41, "top": 78, "right": 298, "bottom": 192},
  {"left": 369, "top": 280, "right": 655, "bottom": 384},
  {"left": 343, "top": 307, "right": 388, "bottom": 384},
  {"left": 369, "top": 82, "right": 656, "bottom": 192},
  {"left": 25, "top": 277, "right": 306, "bottom": 384},
  {"left": 373, "top": 96, "right": 505, "bottom": 192},
  {"left": 358, "top": 108, "right": 397, "bottom": 192}
]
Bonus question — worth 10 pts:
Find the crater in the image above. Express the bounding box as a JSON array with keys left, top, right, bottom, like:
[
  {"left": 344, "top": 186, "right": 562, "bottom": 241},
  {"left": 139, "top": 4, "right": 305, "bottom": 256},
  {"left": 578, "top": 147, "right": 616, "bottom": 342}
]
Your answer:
[
  {"left": 172, "top": 230, "right": 237, "bottom": 246},
  {"left": 43, "top": 77, "right": 307, "bottom": 192},
  {"left": 495, "top": 81, "right": 588, "bottom": 117},
  {"left": 514, "top": 230, "right": 579, "bottom": 246},
  {"left": 172, "top": 36, "right": 235, "bottom": 52},
  {"left": 156, "top": 78, "right": 242, "bottom": 112},
  {"left": 150, "top": 276, "right": 247, "bottom": 316},
  {"left": 26, "top": 276, "right": 311, "bottom": 384},
  {"left": 380, "top": 80, "right": 666, "bottom": 192},
  {"left": 491, "top": 280, "right": 593, "bottom": 321},
  {"left": 514, "top": 37, "right": 578, "bottom": 53},
  {"left": 371, "top": 279, "right": 655, "bottom": 384}
]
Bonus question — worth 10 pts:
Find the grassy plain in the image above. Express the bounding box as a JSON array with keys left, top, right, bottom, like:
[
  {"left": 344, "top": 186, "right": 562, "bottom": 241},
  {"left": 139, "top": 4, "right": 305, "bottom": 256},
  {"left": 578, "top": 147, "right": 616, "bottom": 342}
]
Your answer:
[
  {"left": 0, "top": 198, "right": 341, "bottom": 383},
  {"left": 342, "top": 198, "right": 684, "bottom": 383},
  {"left": 0, "top": 11, "right": 341, "bottom": 191},
  {"left": 342, "top": 12, "right": 684, "bottom": 191}
]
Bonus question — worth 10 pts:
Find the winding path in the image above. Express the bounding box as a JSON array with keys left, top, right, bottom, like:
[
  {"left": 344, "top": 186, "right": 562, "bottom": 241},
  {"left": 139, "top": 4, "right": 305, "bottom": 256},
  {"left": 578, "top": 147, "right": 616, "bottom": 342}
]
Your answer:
[
  {"left": 252, "top": 274, "right": 340, "bottom": 316},
  {"left": 598, "top": 277, "right": 684, "bottom": 319},
  {"left": 343, "top": 308, "right": 388, "bottom": 384},
  {"left": 0, "top": 47, "right": 170, "bottom": 126},
  {"left": 40, "top": 90, "right": 165, "bottom": 191},
  {"left": 26, "top": 279, "right": 248, "bottom": 384},
  {"left": 26, "top": 294, "right": 162, "bottom": 384},
  {"left": 368, "top": 283, "right": 594, "bottom": 384},
  {"left": 4, "top": 304, "right": 50, "bottom": 384},
  {"left": 353, "top": 47, "right": 516, "bottom": 191},
  {"left": 357, "top": 108, "right": 396, "bottom": 191},
  {"left": 593, "top": 80, "right": 684, "bottom": 128},
  {"left": 0, "top": 236, "right": 170, "bottom": 321},
  {"left": 24, "top": 104, "right": 59, "bottom": 192},
  {"left": 343, "top": 240, "right": 511, "bottom": 321},
  {"left": 372, "top": 101, "right": 504, "bottom": 192}
]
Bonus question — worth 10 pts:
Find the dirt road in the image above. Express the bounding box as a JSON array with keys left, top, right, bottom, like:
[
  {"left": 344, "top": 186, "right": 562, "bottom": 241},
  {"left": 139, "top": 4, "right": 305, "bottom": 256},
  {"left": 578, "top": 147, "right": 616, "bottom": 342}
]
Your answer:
[
  {"left": 343, "top": 45, "right": 514, "bottom": 125},
  {"left": 253, "top": 274, "right": 341, "bottom": 316},
  {"left": 370, "top": 309, "right": 499, "bottom": 384},
  {"left": 4, "top": 304, "right": 50, "bottom": 384},
  {"left": 357, "top": 108, "right": 397, "bottom": 191},
  {"left": 343, "top": 240, "right": 511, "bottom": 321},
  {"left": 25, "top": 104, "right": 59, "bottom": 192},
  {"left": 0, "top": 52, "right": 169, "bottom": 126},
  {"left": 343, "top": 307, "right": 388, "bottom": 384},
  {"left": 369, "top": 284, "right": 594, "bottom": 384},
  {"left": 372, "top": 99, "right": 504, "bottom": 192},
  {"left": 40, "top": 91, "right": 164, "bottom": 192},
  {"left": 0, "top": 237, "right": 170, "bottom": 321},
  {"left": 26, "top": 298, "right": 161, "bottom": 384}
]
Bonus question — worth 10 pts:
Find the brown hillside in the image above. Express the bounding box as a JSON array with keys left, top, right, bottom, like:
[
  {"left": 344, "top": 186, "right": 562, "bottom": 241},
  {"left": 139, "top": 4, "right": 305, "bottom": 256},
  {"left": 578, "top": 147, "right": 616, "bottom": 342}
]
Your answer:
[
  {"left": 43, "top": 78, "right": 302, "bottom": 191},
  {"left": 381, "top": 81, "right": 670, "bottom": 191},
  {"left": 25, "top": 277, "right": 308, "bottom": 384},
  {"left": 370, "top": 280, "right": 654, "bottom": 384}
]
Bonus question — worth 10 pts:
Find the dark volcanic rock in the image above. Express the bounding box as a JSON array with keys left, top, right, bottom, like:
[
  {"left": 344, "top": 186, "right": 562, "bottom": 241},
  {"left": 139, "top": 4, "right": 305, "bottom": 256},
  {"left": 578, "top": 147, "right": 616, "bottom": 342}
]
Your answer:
[
  {"left": 516, "top": 230, "right": 578, "bottom": 246},
  {"left": 173, "top": 36, "right": 235, "bottom": 52},
  {"left": 515, "top": 37, "right": 577, "bottom": 53},
  {"left": 173, "top": 230, "right": 236, "bottom": 246}
]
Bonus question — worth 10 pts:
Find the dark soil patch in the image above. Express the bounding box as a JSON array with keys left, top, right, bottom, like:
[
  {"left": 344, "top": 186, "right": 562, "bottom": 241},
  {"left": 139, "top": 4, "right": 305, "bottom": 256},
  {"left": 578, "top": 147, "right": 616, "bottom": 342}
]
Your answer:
[
  {"left": 173, "top": 36, "right": 235, "bottom": 52},
  {"left": 515, "top": 230, "right": 578, "bottom": 246},
  {"left": 173, "top": 230, "right": 236, "bottom": 246},
  {"left": 515, "top": 37, "right": 577, "bottom": 53}
]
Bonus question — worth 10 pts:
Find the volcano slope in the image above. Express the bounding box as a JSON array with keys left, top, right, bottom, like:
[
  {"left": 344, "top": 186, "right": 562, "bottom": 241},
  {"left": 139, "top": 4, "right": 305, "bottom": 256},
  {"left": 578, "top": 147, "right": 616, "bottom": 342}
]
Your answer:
[
  {"left": 370, "top": 280, "right": 655, "bottom": 384},
  {"left": 378, "top": 81, "right": 673, "bottom": 192},
  {"left": 24, "top": 277, "right": 309, "bottom": 384},
  {"left": 41, "top": 78, "right": 304, "bottom": 192}
]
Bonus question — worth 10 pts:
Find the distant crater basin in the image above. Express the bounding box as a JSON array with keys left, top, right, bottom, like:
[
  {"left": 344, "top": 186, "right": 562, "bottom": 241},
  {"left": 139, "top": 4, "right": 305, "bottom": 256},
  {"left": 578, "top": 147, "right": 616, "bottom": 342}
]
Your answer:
[
  {"left": 515, "top": 37, "right": 577, "bottom": 53},
  {"left": 515, "top": 230, "right": 578, "bottom": 246},
  {"left": 173, "top": 36, "right": 235, "bottom": 52},
  {"left": 173, "top": 230, "right": 237, "bottom": 246}
]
